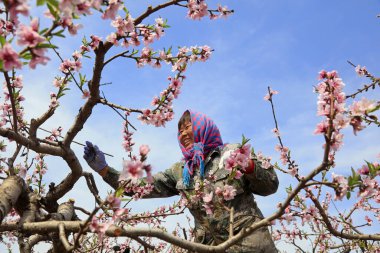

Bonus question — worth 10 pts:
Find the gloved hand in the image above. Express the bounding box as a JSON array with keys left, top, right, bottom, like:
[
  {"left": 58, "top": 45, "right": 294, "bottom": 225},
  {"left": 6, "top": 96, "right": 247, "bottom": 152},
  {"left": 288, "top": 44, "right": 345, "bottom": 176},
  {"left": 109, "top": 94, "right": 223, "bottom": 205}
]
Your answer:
[{"left": 83, "top": 141, "right": 108, "bottom": 172}]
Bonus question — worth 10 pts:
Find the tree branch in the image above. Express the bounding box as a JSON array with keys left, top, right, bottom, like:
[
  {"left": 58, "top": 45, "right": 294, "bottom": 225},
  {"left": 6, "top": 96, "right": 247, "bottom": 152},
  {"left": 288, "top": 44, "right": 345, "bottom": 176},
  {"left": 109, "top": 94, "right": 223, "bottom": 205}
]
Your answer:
[
  {"left": 59, "top": 223, "right": 74, "bottom": 252},
  {"left": 3, "top": 72, "right": 18, "bottom": 132}
]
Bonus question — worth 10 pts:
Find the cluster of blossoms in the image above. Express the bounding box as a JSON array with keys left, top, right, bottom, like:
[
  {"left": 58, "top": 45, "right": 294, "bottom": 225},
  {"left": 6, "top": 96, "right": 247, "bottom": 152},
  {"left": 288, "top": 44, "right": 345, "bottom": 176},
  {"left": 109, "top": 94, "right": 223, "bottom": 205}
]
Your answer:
[
  {"left": 224, "top": 143, "right": 251, "bottom": 179},
  {"left": 121, "top": 119, "right": 134, "bottom": 153},
  {"left": 355, "top": 64, "right": 368, "bottom": 77},
  {"left": 349, "top": 97, "right": 377, "bottom": 135},
  {"left": 45, "top": 126, "right": 63, "bottom": 141},
  {"left": 118, "top": 142, "right": 153, "bottom": 199},
  {"left": 314, "top": 70, "right": 347, "bottom": 162},
  {"left": 137, "top": 76, "right": 180, "bottom": 127},
  {"left": 187, "top": 1, "right": 232, "bottom": 20},
  {"left": 254, "top": 151, "right": 273, "bottom": 170},
  {"left": 182, "top": 175, "right": 238, "bottom": 216},
  {"left": 331, "top": 172, "right": 349, "bottom": 200},
  {"left": 138, "top": 46, "right": 212, "bottom": 127},
  {"left": 54, "top": 0, "right": 103, "bottom": 35},
  {"left": 263, "top": 88, "right": 279, "bottom": 101},
  {"left": 0, "top": 17, "right": 50, "bottom": 71},
  {"left": 0, "top": 74, "right": 25, "bottom": 128},
  {"left": 90, "top": 196, "right": 183, "bottom": 241},
  {"left": 17, "top": 154, "right": 49, "bottom": 195},
  {"left": 59, "top": 52, "right": 82, "bottom": 74},
  {"left": 106, "top": 16, "right": 165, "bottom": 48}
]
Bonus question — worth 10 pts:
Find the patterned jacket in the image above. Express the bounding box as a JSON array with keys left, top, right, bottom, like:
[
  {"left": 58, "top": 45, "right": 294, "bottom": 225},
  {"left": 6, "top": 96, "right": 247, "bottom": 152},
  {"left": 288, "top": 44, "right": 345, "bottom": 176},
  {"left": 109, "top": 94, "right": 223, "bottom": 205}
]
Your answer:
[{"left": 103, "top": 144, "right": 279, "bottom": 252}]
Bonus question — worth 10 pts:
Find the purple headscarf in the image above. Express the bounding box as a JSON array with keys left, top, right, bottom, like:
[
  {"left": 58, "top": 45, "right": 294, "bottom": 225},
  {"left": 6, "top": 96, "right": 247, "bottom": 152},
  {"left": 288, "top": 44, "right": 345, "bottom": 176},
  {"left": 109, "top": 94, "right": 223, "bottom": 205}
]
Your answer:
[{"left": 178, "top": 110, "right": 223, "bottom": 186}]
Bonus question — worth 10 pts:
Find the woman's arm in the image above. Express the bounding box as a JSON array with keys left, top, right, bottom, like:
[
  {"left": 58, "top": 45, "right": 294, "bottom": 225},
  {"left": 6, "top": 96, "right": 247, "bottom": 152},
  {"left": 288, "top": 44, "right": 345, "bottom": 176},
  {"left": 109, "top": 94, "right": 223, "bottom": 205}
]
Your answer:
[
  {"left": 243, "top": 159, "right": 279, "bottom": 196},
  {"left": 100, "top": 162, "right": 182, "bottom": 198}
]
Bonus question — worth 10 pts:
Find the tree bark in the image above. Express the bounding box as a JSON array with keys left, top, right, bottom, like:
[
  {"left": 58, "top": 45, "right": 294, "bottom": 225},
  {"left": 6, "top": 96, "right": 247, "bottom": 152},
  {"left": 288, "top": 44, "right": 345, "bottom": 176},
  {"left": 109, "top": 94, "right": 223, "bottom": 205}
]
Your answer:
[{"left": 0, "top": 176, "right": 25, "bottom": 223}]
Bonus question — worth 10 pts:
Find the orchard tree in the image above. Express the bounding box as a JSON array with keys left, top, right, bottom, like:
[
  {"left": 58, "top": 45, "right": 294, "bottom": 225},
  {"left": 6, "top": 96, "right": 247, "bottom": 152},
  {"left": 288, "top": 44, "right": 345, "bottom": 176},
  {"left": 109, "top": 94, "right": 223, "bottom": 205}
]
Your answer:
[{"left": 0, "top": 0, "right": 379, "bottom": 253}]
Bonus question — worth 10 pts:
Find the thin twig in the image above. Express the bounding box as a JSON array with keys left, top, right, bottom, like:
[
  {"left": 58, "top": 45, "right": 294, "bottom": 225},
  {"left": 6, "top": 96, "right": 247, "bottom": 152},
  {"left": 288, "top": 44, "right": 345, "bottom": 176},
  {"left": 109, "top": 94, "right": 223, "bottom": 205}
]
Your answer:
[
  {"left": 346, "top": 60, "right": 380, "bottom": 99},
  {"left": 103, "top": 50, "right": 130, "bottom": 66},
  {"left": 48, "top": 39, "right": 82, "bottom": 92},
  {"left": 74, "top": 206, "right": 91, "bottom": 216},
  {"left": 4, "top": 72, "right": 18, "bottom": 132}
]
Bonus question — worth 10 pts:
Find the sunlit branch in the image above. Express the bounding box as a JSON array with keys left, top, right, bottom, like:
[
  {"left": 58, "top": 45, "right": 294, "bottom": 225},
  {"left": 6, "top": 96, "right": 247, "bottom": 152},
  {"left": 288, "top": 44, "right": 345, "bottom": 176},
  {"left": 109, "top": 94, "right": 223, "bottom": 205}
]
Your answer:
[
  {"left": 29, "top": 107, "right": 56, "bottom": 142},
  {"left": 58, "top": 223, "right": 74, "bottom": 252},
  {"left": 7, "top": 144, "right": 22, "bottom": 176},
  {"left": 0, "top": 127, "right": 64, "bottom": 156}
]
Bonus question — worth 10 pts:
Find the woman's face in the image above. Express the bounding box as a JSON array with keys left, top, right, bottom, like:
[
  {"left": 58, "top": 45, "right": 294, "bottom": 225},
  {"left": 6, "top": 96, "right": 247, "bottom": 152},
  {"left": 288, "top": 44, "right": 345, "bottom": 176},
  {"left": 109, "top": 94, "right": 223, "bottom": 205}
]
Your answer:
[{"left": 179, "top": 121, "right": 194, "bottom": 149}]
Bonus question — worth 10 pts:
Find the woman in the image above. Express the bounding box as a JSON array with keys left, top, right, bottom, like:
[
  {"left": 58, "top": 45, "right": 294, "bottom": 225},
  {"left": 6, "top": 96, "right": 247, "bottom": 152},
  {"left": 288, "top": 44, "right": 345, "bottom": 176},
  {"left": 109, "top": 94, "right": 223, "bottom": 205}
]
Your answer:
[{"left": 84, "top": 110, "right": 279, "bottom": 252}]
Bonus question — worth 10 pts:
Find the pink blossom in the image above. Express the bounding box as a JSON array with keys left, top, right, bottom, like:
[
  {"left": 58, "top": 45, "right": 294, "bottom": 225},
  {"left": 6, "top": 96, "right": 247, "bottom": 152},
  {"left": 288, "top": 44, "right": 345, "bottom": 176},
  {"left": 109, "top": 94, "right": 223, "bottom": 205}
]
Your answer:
[
  {"left": 7, "top": 0, "right": 30, "bottom": 22},
  {"left": 139, "top": 144, "right": 150, "bottom": 156},
  {"left": 331, "top": 173, "right": 348, "bottom": 200},
  {"left": 102, "top": 0, "right": 122, "bottom": 20},
  {"left": 359, "top": 177, "right": 378, "bottom": 198},
  {"left": 272, "top": 128, "right": 280, "bottom": 137},
  {"left": 29, "top": 48, "right": 50, "bottom": 69},
  {"left": 51, "top": 127, "right": 62, "bottom": 137},
  {"left": 222, "top": 184, "right": 237, "bottom": 201},
  {"left": 202, "top": 192, "right": 213, "bottom": 203},
  {"left": 90, "top": 35, "right": 102, "bottom": 50},
  {"left": 187, "top": 0, "right": 208, "bottom": 20},
  {"left": 318, "top": 70, "right": 327, "bottom": 80},
  {"left": 264, "top": 88, "right": 279, "bottom": 100},
  {"left": 120, "top": 160, "right": 144, "bottom": 182},
  {"left": 12, "top": 75, "right": 23, "bottom": 88},
  {"left": 202, "top": 203, "right": 213, "bottom": 215},
  {"left": 365, "top": 215, "right": 373, "bottom": 225},
  {"left": 349, "top": 116, "right": 365, "bottom": 136},
  {"left": 17, "top": 19, "right": 45, "bottom": 47},
  {"left": 89, "top": 217, "right": 111, "bottom": 238},
  {"left": 288, "top": 165, "right": 298, "bottom": 177},
  {"left": 214, "top": 186, "right": 223, "bottom": 196},
  {"left": 106, "top": 32, "right": 118, "bottom": 45},
  {"left": 217, "top": 4, "right": 231, "bottom": 18},
  {"left": 106, "top": 195, "right": 121, "bottom": 209},
  {"left": 16, "top": 164, "right": 27, "bottom": 178},
  {"left": 350, "top": 98, "right": 376, "bottom": 116},
  {"left": 112, "top": 15, "right": 135, "bottom": 36},
  {"left": 0, "top": 44, "right": 22, "bottom": 71},
  {"left": 82, "top": 89, "right": 90, "bottom": 99},
  {"left": 355, "top": 65, "right": 367, "bottom": 77}
]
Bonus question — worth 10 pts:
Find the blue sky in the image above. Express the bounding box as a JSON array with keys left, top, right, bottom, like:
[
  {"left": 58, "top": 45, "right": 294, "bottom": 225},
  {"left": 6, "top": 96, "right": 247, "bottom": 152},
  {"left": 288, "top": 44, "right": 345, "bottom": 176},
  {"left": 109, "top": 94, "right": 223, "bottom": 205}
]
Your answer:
[{"left": 2, "top": 0, "right": 380, "bottom": 251}]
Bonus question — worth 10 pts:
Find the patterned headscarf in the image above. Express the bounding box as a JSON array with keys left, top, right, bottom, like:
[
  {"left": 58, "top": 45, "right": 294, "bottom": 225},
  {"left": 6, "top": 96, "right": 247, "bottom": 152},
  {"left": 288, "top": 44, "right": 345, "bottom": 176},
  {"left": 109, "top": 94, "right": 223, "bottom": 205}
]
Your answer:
[{"left": 178, "top": 110, "right": 223, "bottom": 186}]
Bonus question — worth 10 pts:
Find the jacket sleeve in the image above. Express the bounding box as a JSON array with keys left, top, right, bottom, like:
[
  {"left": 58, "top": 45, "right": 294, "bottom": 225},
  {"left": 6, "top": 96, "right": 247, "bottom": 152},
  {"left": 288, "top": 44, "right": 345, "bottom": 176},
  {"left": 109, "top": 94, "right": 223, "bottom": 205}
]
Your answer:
[
  {"left": 243, "top": 159, "right": 279, "bottom": 196},
  {"left": 102, "top": 162, "right": 182, "bottom": 198}
]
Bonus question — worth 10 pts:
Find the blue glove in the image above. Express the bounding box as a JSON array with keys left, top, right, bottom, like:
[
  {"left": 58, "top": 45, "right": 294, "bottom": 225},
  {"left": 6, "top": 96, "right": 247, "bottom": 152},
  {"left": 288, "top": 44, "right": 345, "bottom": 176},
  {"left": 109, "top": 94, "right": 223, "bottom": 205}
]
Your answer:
[{"left": 83, "top": 141, "right": 108, "bottom": 172}]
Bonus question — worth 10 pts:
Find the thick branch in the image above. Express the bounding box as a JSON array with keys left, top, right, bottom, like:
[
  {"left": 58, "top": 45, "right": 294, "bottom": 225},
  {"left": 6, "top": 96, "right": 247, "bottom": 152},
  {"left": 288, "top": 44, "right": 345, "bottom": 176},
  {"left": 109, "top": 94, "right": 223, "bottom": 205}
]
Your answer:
[
  {"left": 29, "top": 108, "right": 55, "bottom": 141},
  {"left": 7, "top": 144, "right": 22, "bottom": 176},
  {"left": 0, "top": 127, "right": 64, "bottom": 156},
  {"left": 58, "top": 223, "right": 74, "bottom": 252},
  {"left": 134, "top": 0, "right": 184, "bottom": 25},
  {"left": 45, "top": 149, "right": 83, "bottom": 205},
  {"left": 0, "top": 176, "right": 25, "bottom": 223},
  {"left": 19, "top": 234, "right": 48, "bottom": 253},
  {"left": 62, "top": 42, "right": 107, "bottom": 147}
]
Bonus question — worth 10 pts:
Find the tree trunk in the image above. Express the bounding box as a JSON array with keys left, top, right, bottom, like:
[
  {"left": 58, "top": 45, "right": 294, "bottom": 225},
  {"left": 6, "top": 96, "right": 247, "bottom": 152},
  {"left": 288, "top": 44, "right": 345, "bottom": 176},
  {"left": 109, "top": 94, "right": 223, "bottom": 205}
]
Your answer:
[{"left": 0, "top": 176, "right": 24, "bottom": 223}]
